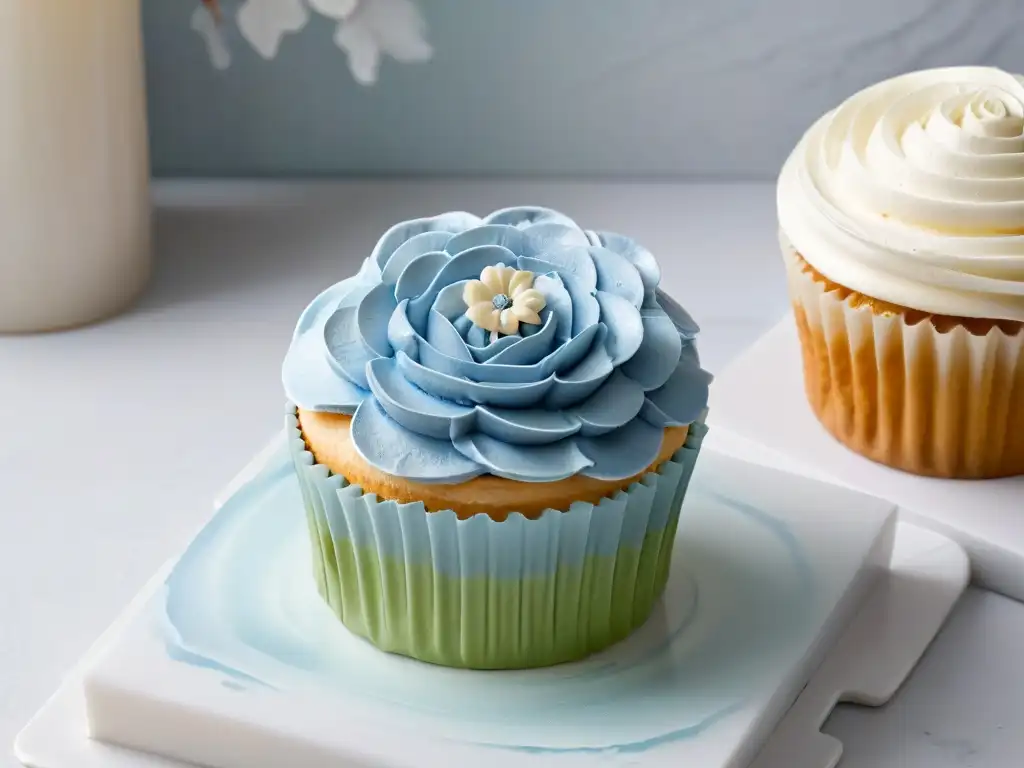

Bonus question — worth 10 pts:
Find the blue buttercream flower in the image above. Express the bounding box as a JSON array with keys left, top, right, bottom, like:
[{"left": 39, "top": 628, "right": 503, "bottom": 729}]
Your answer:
[{"left": 283, "top": 206, "right": 712, "bottom": 484}]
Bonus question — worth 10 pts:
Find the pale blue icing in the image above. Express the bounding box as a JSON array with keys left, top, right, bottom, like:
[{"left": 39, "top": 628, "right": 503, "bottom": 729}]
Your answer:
[{"left": 282, "top": 206, "right": 713, "bottom": 483}]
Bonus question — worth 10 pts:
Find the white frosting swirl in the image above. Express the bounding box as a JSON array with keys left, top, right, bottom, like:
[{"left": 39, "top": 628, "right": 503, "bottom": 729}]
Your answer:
[{"left": 778, "top": 66, "right": 1024, "bottom": 321}]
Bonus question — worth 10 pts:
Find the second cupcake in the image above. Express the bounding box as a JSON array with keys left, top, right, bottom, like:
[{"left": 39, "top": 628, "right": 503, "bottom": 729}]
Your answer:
[
  {"left": 778, "top": 66, "right": 1024, "bottom": 479},
  {"left": 283, "top": 206, "right": 712, "bottom": 669}
]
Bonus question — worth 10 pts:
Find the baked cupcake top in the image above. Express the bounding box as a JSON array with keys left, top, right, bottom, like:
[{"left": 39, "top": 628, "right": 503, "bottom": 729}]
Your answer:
[
  {"left": 283, "top": 206, "right": 711, "bottom": 484},
  {"left": 778, "top": 66, "right": 1024, "bottom": 321}
]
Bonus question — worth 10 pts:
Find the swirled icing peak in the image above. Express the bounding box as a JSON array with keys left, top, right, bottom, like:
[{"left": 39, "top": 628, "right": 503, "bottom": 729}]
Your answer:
[
  {"left": 283, "top": 206, "right": 711, "bottom": 484},
  {"left": 778, "top": 66, "right": 1024, "bottom": 321}
]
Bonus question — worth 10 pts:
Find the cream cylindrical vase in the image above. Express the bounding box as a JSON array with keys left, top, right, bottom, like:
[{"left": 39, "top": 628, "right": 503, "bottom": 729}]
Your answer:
[{"left": 0, "top": 0, "right": 151, "bottom": 333}]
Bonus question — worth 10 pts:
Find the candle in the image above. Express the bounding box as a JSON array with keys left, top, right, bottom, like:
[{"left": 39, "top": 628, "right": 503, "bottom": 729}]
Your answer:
[{"left": 0, "top": 0, "right": 151, "bottom": 332}]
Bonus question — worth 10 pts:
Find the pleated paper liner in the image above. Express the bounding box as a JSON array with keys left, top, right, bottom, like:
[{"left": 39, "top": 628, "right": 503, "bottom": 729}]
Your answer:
[
  {"left": 287, "top": 406, "right": 707, "bottom": 670},
  {"left": 782, "top": 239, "right": 1024, "bottom": 479}
]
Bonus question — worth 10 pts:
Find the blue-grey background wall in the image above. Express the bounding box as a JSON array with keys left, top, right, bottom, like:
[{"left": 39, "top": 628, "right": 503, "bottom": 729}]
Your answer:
[{"left": 142, "top": 0, "right": 1021, "bottom": 178}]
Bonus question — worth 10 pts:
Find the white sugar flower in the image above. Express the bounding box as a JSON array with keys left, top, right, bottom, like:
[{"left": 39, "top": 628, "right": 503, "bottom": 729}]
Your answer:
[{"left": 463, "top": 267, "right": 547, "bottom": 336}]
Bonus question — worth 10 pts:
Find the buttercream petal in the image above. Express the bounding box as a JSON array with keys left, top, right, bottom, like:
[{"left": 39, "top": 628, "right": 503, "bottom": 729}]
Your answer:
[
  {"left": 545, "top": 322, "right": 601, "bottom": 375},
  {"left": 372, "top": 212, "right": 480, "bottom": 272},
  {"left": 637, "top": 397, "right": 675, "bottom": 429},
  {"left": 620, "top": 305, "right": 684, "bottom": 391},
  {"left": 366, "top": 356, "right": 472, "bottom": 439},
  {"left": 453, "top": 314, "right": 473, "bottom": 335},
  {"left": 468, "top": 332, "right": 521, "bottom": 362},
  {"left": 587, "top": 230, "right": 661, "bottom": 292},
  {"left": 432, "top": 280, "right": 471, "bottom": 321},
  {"left": 450, "top": 408, "right": 581, "bottom": 446},
  {"left": 639, "top": 343, "right": 713, "bottom": 427},
  {"left": 451, "top": 433, "right": 591, "bottom": 483},
  {"left": 324, "top": 305, "right": 378, "bottom": 389},
  {"left": 508, "top": 270, "right": 534, "bottom": 297},
  {"left": 463, "top": 279, "right": 493, "bottom": 306},
  {"left": 426, "top": 309, "right": 472, "bottom": 362},
  {"left": 284, "top": 309, "right": 367, "bottom": 412},
  {"left": 590, "top": 245, "right": 645, "bottom": 308},
  {"left": 351, "top": 399, "right": 484, "bottom": 484},
  {"left": 466, "top": 302, "right": 500, "bottom": 332},
  {"left": 466, "top": 325, "right": 489, "bottom": 349},
  {"left": 292, "top": 272, "right": 375, "bottom": 341},
  {"left": 414, "top": 323, "right": 597, "bottom": 386},
  {"left": 381, "top": 231, "right": 452, "bottom": 287},
  {"left": 595, "top": 290, "right": 643, "bottom": 365},
  {"left": 355, "top": 251, "right": 384, "bottom": 283},
  {"left": 521, "top": 223, "right": 590, "bottom": 258},
  {"left": 516, "top": 256, "right": 558, "bottom": 275},
  {"left": 528, "top": 245, "right": 597, "bottom": 292},
  {"left": 544, "top": 327, "right": 614, "bottom": 409},
  {"left": 532, "top": 273, "right": 573, "bottom": 343},
  {"left": 567, "top": 370, "right": 645, "bottom": 436},
  {"left": 486, "top": 312, "right": 557, "bottom": 366},
  {"left": 574, "top": 300, "right": 600, "bottom": 337},
  {"left": 576, "top": 418, "right": 663, "bottom": 481},
  {"left": 445, "top": 224, "right": 526, "bottom": 258},
  {"left": 397, "top": 351, "right": 555, "bottom": 407},
  {"left": 394, "top": 251, "right": 450, "bottom": 303},
  {"left": 356, "top": 281, "right": 398, "bottom": 358},
  {"left": 386, "top": 299, "right": 419, "bottom": 360},
  {"left": 654, "top": 288, "right": 701, "bottom": 339},
  {"left": 483, "top": 206, "right": 580, "bottom": 230},
  {"left": 519, "top": 258, "right": 597, "bottom": 336},
  {"left": 563, "top": 281, "right": 599, "bottom": 337}
]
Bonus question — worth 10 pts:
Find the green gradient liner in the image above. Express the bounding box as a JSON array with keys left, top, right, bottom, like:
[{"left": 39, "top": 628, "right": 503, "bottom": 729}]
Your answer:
[{"left": 287, "top": 405, "right": 707, "bottom": 669}]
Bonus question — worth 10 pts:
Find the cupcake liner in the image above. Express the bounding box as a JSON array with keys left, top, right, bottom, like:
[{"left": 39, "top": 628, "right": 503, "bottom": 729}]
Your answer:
[
  {"left": 286, "top": 404, "right": 707, "bottom": 669},
  {"left": 783, "top": 240, "right": 1024, "bottom": 478}
]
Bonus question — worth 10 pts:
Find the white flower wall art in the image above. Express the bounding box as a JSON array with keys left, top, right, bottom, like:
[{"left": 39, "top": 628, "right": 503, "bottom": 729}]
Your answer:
[{"left": 192, "top": 0, "right": 432, "bottom": 85}]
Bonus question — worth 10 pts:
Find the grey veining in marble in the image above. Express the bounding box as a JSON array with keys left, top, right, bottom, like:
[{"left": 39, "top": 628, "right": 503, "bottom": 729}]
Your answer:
[{"left": 142, "top": 0, "right": 1021, "bottom": 177}]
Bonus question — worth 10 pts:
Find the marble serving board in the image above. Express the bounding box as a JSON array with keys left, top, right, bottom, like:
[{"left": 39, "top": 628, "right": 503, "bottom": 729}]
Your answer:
[
  {"left": 15, "top": 439, "right": 967, "bottom": 768},
  {"left": 708, "top": 314, "right": 1024, "bottom": 602}
]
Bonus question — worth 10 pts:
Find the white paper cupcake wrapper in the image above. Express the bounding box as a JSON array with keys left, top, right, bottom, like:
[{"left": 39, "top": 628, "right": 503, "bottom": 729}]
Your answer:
[{"left": 783, "top": 239, "right": 1024, "bottom": 478}]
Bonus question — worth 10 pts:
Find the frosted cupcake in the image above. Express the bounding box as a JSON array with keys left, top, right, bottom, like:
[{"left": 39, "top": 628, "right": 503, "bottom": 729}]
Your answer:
[
  {"left": 778, "top": 67, "right": 1024, "bottom": 479},
  {"left": 283, "top": 206, "right": 711, "bottom": 668}
]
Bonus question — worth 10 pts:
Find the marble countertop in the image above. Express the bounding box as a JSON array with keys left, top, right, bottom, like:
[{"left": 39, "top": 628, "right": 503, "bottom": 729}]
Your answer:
[{"left": 2, "top": 180, "right": 1021, "bottom": 767}]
